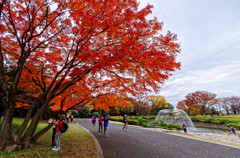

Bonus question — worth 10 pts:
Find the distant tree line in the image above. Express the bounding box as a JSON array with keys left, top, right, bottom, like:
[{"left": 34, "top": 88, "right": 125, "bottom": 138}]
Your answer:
[
  {"left": 177, "top": 91, "right": 240, "bottom": 115},
  {"left": 70, "top": 95, "right": 173, "bottom": 118}
]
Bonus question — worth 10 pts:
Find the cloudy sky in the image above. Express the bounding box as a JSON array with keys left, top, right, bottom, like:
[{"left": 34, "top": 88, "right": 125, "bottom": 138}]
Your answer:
[{"left": 138, "top": 0, "right": 240, "bottom": 106}]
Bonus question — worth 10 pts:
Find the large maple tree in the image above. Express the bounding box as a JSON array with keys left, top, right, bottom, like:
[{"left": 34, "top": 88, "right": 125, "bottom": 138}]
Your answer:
[
  {"left": 0, "top": 0, "right": 180, "bottom": 151},
  {"left": 178, "top": 91, "right": 217, "bottom": 115}
]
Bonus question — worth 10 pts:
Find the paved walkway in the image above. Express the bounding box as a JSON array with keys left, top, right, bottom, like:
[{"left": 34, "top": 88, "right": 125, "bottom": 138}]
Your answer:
[
  {"left": 143, "top": 127, "right": 240, "bottom": 148},
  {"left": 76, "top": 119, "right": 240, "bottom": 158}
]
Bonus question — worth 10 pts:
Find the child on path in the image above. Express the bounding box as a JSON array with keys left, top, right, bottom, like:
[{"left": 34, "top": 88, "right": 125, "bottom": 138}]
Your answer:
[{"left": 104, "top": 115, "right": 109, "bottom": 137}]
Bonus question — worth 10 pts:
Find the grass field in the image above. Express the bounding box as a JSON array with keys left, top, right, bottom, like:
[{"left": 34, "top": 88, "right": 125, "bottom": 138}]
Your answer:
[
  {"left": 190, "top": 114, "right": 240, "bottom": 129},
  {"left": 0, "top": 118, "right": 97, "bottom": 158}
]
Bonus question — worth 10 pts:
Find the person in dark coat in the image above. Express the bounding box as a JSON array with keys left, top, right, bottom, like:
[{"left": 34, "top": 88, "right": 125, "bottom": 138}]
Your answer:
[{"left": 182, "top": 124, "right": 187, "bottom": 133}]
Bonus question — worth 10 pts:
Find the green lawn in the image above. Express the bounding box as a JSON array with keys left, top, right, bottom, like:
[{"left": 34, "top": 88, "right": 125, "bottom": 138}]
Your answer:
[
  {"left": 190, "top": 114, "right": 240, "bottom": 129},
  {"left": 1, "top": 118, "right": 97, "bottom": 158}
]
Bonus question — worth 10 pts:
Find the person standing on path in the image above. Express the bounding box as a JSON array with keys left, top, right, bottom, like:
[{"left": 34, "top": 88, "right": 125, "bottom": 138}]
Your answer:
[
  {"left": 66, "top": 114, "right": 70, "bottom": 123},
  {"left": 99, "top": 115, "right": 104, "bottom": 132},
  {"left": 104, "top": 115, "right": 109, "bottom": 137},
  {"left": 52, "top": 116, "right": 63, "bottom": 151},
  {"left": 70, "top": 114, "right": 74, "bottom": 123},
  {"left": 123, "top": 115, "right": 128, "bottom": 131},
  {"left": 182, "top": 124, "right": 187, "bottom": 134},
  {"left": 51, "top": 115, "right": 59, "bottom": 146},
  {"left": 231, "top": 127, "right": 236, "bottom": 135}
]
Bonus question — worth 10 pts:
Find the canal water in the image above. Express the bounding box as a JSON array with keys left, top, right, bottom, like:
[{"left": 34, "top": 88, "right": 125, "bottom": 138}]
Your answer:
[{"left": 188, "top": 127, "right": 228, "bottom": 134}]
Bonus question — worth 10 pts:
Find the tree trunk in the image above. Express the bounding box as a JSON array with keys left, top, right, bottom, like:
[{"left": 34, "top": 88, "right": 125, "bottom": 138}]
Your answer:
[
  {"left": 14, "top": 99, "right": 38, "bottom": 142},
  {"left": 0, "top": 93, "right": 52, "bottom": 151},
  {"left": 21, "top": 113, "right": 41, "bottom": 148},
  {"left": 21, "top": 94, "right": 52, "bottom": 147},
  {"left": 0, "top": 103, "right": 4, "bottom": 119},
  {"left": 0, "top": 105, "right": 16, "bottom": 152},
  {"left": 33, "top": 123, "right": 53, "bottom": 142},
  {"left": 226, "top": 110, "right": 230, "bottom": 115}
]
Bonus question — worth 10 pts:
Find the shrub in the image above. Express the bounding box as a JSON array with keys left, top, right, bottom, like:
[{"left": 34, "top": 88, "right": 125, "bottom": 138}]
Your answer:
[
  {"left": 141, "top": 121, "right": 149, "bottom": 127},
  {"left": 160, "top": 120, "right": 168, "bottom": 127},
  {"left": 92, "top": 112, "right": 99, "bottom": 117},
  {"left": 109, "top": 116, "right": 123, "bottom": 122},
  {"left": 129, "top": 116, "right": 139, "bottom": 120},
  {"left": 167, "top": 124, "right": 182, "bottom": 130},
  {"left": 128, "top": 119, "right": 139, "bottom": 126},
  {"left": 138, "top": 118, "right": 149, "bottom": 127},
  {"left": 71, "top": 110, "right": 79, "bottom": 118},
  {"left": 190, "top": 115, "right": 240, "bottom": 129},
  {"left": 142, "top": 115, "right": 156, "bottom": 120},
  {"left": 109, "top": 116, "right": 140, "bottom": 126},
  {"left": 148, "top": 120, "right": 161, "bottom": 128}
]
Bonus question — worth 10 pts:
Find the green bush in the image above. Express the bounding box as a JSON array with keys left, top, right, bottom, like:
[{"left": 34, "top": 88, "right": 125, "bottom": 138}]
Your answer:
[
  {"left": 141, "top": 121, "right": 149, "bottom": 127},
  {"left": 148, "top": 120, "right": 161, "bottom": 128},
  {"left": 190, "top": 115, "right": 240, "bottom": 129},
  {"left": 92, "top": 112, "right": 99, "bottom": 117},
  {"left": 109, "top": 116, "right": 123, "bottom": 122},
  {"left": 138, "top": 118, "right": 148, "bottom": 127},
  {"left": 129, "top": 116, "right": 139, "bottom": 120},
  {"left": 71, "top": 110, "right": 79, "bottom": 117},
  {"left": 167, "top": 124, "right": 182, "bottom": 130},
  {"left": 128, "top": 119, "right": 139, "bottom": 126},
  {"left": 142, "top": 115, "right": 156, "bottom": 120},
  {"left": 160, "top": 120, "right": 168, "bottom": 127},
  {"left": 109, "top": 116, "right": 139, "bottom": 126}
]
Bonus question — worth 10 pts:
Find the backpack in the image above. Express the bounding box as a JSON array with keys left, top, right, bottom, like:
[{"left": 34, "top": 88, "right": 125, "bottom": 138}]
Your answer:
[{"left": 60, "top": 122, "right": 69, "bottom": 133}]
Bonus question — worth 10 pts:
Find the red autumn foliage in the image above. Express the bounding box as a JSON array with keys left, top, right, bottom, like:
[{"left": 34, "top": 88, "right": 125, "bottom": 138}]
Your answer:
[
  {"left": 1, "top": 0, "right": 180, "bottom": 112},
  {"left": 177, "top": 91, "right": 216, "bottom": 115}
]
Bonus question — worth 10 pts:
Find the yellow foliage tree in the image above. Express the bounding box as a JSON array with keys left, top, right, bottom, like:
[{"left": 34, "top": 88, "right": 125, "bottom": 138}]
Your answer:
[{"left": 144, "top": 95, "right": 168, "bottom": 115}]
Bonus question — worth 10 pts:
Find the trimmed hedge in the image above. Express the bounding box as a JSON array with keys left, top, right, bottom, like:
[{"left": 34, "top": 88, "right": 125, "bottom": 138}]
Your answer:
[
  {"left": 110, "top": 116, "right": 142, "bottom": 126},
  {"left": 138, "top": 118, "right": 148, "bottom": 127},
  {"left": 109, "top": 116, "right": 181, "bottom": 130},
  {"left": 127, "top": 119, "right": 139, "bottom": 126},
  {"left": 191, "top": 116, "right": 240, "bottom": 129},
  {"left": 109, "top": 116, "right": 140, "bottom": 126},
  {"left": 149, "top": 120, "right": 182, "bottom": 130},
  {"left": 110, "top": 116, "right": 123, "bottom": 122}
]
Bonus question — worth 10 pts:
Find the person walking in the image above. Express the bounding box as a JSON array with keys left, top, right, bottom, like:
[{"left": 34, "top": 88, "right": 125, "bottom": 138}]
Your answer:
[
  {"left": 52, "top": 116, "right": 63, "bottom": 151},
  {"left": 182, "top": 124, "right": 187, "bottom": 134},
  {"left": 98, "top": 115, "right": 104, "bottom": 132},
  {"left": 66, "top": 114, "right": 70, "bottom": 123},
  {"left": 70, "top": 114, "right": 74, "bottom": 123},
  {"left": 104, "top": 115, "right": 109, "bottom": 137},
  {"left": 123, "top": 115, "right": 128, "bottom": 131},
  {"left": 92, "top": 115, "right": 96, "bottom": 125}
]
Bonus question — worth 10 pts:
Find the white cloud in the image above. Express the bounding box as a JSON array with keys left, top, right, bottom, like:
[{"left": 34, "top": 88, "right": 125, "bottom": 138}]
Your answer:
[{"left": 138, "top": 0, "right": 240, "bottom": 106}]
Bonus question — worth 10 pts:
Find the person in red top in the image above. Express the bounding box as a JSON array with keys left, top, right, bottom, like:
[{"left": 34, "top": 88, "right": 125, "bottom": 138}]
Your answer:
[
  {"left": 98, "top": 116, "right": 104, "bottom": 132},
  {"left": 52, "top": 116, "right": 63, "bottom": 151}
]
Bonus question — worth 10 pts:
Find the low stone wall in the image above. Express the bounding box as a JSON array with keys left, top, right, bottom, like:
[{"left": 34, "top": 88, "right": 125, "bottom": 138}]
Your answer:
[{"left": 193, "top": 121, "right": 230, "bottom": 130}]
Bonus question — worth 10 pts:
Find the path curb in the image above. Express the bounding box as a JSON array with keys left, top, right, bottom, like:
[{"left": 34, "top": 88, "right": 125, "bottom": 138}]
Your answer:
[
  {"left": 76, "top": 123, "right": 104, "bottom": 158},
  {"left": 110, "top": 120, "right": 240, "bottom": 149}
]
